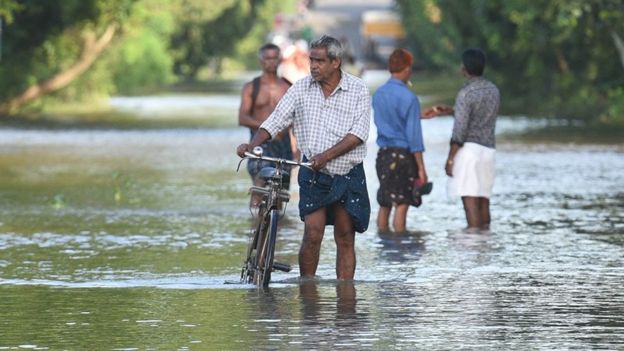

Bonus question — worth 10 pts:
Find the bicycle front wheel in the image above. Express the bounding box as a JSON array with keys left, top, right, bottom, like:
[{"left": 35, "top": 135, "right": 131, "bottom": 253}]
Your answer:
[
  {"left": 241, "top": 206, "right": 268, "bottom": 284},
  {"left": 258, "top": 209, "right": 279, "bottom": 287}
]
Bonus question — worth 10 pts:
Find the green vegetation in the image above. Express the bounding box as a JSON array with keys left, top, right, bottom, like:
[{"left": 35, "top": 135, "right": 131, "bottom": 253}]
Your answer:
[
  {"left": 410, "top": 71, "right": 462, "bottom": 107},
  {"left": 1, "top": 0, "right": 622, "bottom": 129},
  {"left": 0, "top": 0, "right": 296, "bottom": 115},
  {"left": 397, "top": 0, "right": 624, "bottom": 126}
]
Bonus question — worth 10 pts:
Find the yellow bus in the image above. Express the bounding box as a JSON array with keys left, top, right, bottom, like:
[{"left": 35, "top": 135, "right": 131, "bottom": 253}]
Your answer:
[{"left": 361, "top": 10, "right": 406, "bottom": 66}]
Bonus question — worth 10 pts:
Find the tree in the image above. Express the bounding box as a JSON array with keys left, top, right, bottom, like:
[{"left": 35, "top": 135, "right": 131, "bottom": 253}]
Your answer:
[
  {"left": 0, "top": 0, "right": 293, "bottom": 115},
  {"left": 0, "top": 0, "right": 135, "bottom": 114},
  {"left": 396, "top": 0, "right": 624, "bottom": 124},
  {"left": 169, "top": 0, "right": 264, "bottom": 79}
]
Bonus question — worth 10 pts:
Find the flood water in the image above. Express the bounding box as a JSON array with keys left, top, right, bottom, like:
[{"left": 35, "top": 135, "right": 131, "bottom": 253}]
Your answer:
[{"left": 1, "top": 93, "right": 623, "bottom": 350}]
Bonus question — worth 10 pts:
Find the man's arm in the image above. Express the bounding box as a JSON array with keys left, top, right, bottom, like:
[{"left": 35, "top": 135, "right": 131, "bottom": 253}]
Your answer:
[
  {"left": 406, "top": 98, "right": 424, "bottom": 153},
  {"left": 238, "top": 82, "right": 261, "bottom": 130},
  {"left": 450, "top": 90, "right": 471, "bottom": 145},
  {"left": 309, "top": 134, "right": 362, "bottom": 171},
  {"left": 445, "top": 142, "right": 461, "bottom": 177},
  {"left": 348, "top": 89, "right": 371, "bottom": 144},
  {"left": 445, "top": 89, "right": 472, "bottom": 176},
  {"left": 414, "top": 152, "right": 428, "bottom": 183},
  {"left": 309, "top": 87, "right": 371, "bottom": 171},
  {"left": 422, "top": 105, "right": 454, "bottom": 118},
  {"left": 236, "top": 87, "right": 297, "bottom": 158},
  {"left": 236, "top": 128, "right": 272, "bottom": 157}
]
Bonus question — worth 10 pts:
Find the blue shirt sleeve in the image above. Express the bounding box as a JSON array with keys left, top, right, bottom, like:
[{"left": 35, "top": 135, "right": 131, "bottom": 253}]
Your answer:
[{"left": 405, "top": 96, "right": 424, "bottom": 152}]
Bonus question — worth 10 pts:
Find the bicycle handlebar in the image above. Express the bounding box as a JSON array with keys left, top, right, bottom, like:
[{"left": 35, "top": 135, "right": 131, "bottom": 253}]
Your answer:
[{"left": 243, "top": 151, "right": 313, "bottom": 170}]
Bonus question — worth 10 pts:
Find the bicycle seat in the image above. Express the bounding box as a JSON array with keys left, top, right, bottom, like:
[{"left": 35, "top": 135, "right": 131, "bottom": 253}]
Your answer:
[{"left": 258, "top": 166, "right": 290, "bottom": 185}]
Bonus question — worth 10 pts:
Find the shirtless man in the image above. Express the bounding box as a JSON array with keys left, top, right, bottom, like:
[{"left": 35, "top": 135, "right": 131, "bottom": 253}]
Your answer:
[{"left": 238, "top": 43, "right": 296, "bottom": 203}]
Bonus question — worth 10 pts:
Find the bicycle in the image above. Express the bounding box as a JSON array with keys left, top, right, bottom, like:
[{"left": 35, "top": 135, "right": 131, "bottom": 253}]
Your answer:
[{"left": 237, "top": 146, "right": 312, "bottom": 287}]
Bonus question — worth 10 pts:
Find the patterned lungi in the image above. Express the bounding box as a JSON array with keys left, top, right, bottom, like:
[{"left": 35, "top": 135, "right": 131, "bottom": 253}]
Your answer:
[{"left": 298, "top": 163, "right": 370, "bottom": 233}]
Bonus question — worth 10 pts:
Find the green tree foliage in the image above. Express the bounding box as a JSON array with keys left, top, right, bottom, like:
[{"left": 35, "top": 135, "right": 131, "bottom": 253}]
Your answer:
[
  {"left": 0, "top": 0, "right": 292, "bottom": 113},
  {"left": 0, "top": 0, "right": 135, "bottom": 109},
  {"left": 397, "top": 0, "right": 624, "bottom": 124},
  {"left": 231, "top": 0, "right": 298, "bottom": 71},
  {"left": 0, "top": 0, "right": 21, "bottom": 23},
  {"left": 103, "top": 0, "right": 175, "bottom": 95},
  {"left": 169, "top": 0, "right": 264, "bottom": 79}
]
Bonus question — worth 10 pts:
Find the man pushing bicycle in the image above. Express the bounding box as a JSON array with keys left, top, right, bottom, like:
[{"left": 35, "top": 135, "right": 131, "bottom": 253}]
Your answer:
[{"left": 237, "top": 35, "right": 371, "bottom": 280}]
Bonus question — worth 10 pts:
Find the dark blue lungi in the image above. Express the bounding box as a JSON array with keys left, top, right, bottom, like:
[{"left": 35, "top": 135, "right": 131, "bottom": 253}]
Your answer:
[{"left": 298, "top": 163, "right": 370, "bottom": 233}]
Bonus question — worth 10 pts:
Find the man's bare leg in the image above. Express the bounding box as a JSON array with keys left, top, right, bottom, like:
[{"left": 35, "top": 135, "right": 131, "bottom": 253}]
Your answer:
[
  {"left": 250, "top": 177, "right": 265, "bottom": 209},
  {"left": 377, "top": 206, "right": 391, "bottom": 232},
  {"left": 393, "top": 203, "right": 409, "bottom": 233},
  {"left": 478, "top": 197, "right": 490, "bottom": 229},
  {"left": 299, "top": 207, "right": 327, "bottom": 277},
  {"left": 333, "top": 203, "right": 356, "bottom": 280},
  {"left": 462, "top": 196, "right": 481, "bottom": 229}
]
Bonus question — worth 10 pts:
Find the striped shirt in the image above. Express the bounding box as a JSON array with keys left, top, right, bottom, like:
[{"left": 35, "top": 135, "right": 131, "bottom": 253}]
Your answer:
[
  {"left": 260, "top": 71, "right": 371, "bottom": 175},
  {"left": 452, "top": 76, "right": 500, "bottom": 148}
]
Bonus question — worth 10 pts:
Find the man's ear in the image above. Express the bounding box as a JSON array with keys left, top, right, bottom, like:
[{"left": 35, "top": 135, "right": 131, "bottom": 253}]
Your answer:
[{"left": 332, "top": 57, "right": 342, "bottom": 69}]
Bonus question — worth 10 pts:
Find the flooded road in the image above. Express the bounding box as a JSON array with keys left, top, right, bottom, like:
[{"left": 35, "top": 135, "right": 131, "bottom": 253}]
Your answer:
[{"left": 0, "top": 96, "right": 623, "bottom": 349}]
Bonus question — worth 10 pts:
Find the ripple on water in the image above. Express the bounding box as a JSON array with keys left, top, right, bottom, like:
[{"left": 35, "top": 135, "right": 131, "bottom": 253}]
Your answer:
[{"left": 0, "top": 121, "right": 623, "bottom": 349}]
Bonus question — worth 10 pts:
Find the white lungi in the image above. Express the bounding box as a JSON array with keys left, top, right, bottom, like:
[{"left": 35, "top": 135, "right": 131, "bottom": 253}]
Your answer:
[{"left": 447, "top": 142, "right": 496, "bottom": 199}]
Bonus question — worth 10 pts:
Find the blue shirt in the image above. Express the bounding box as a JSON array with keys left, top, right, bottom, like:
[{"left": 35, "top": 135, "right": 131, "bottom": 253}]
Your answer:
[{"left": 372, "top": 78, "right": 424, "bottom": 153}]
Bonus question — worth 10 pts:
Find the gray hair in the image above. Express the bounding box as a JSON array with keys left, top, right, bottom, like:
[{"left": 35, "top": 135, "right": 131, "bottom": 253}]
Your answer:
[{"left": 310, "top": 35, "right": 343, "bottom": 61}]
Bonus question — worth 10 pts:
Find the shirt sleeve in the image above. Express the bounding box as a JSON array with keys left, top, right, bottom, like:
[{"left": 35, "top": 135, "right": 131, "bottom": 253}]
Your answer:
[
  {"left": 348, "top": 85, "right": 371, "bottom": 142},
  {"left": 451, "top": 89, "right": 472, "bottom": 145},
  {"left": 406, "top": 96, "right": 424, "bottom": 152},
  {"left": 260, "top": 87, "right": 297, "bottom": 138}
]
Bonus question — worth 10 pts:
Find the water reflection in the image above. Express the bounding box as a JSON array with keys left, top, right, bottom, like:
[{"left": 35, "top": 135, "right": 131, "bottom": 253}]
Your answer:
[
  {"left": 377, "top": 230, "right": 426, "bottom": 263},
  {"left": 241, "top": 280, "right": 372, "bottom": 350},
  {"left": 296, "top": 280, "right": 373, "bottom": 349},
  {"left": 298, "top": 279, "right": 357, "bottom": 322},
  {"left": 448, "top": 229, "right": 494, "bottom": 252},
  {"left": 1, "top": 115, "right": 623, "bottom": 349}
]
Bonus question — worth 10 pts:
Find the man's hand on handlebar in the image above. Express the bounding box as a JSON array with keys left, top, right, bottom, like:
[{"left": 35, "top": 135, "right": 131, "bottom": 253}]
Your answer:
[
  {"left": 237, "top": 143, "right": 250, "bottom": 158},
  {"left": 309, "top": 152, "right": 329, "bottom": 171},
  {"left": 236, "top": 143, "right": 313, "bottom": 170}
]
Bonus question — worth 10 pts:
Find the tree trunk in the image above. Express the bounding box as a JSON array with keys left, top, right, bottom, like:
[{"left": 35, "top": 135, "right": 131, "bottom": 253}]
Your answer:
[
  {"left": 0, "top": 24, "right": 117, "bottom": 115},
  {"left": 612, "top": 31, "right": 624, "bottom": 71}
]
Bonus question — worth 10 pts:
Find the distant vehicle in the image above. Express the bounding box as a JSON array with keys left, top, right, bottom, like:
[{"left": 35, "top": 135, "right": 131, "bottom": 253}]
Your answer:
[{"left": 361, "top": 10, "right": 407, "bottom": 67}]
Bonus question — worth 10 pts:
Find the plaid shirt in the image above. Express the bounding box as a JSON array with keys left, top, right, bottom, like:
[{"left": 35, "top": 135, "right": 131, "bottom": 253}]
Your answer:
[{"left": 260, "top": 71, "right": 371, "bottom": 176}]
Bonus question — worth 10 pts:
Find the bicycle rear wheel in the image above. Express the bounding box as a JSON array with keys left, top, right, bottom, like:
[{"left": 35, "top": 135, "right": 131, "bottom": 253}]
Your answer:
[{"left": 258, "top": 209, "right": 279, "bottom": 287}]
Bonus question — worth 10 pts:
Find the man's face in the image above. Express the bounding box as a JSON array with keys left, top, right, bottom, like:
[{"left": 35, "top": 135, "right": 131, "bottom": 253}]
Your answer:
[
  {"left": 309, "top": 47, "right": 340, "bottom": 82},
  {"left": 260, "top": 49, "right": 281, "bottom": 73}
]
